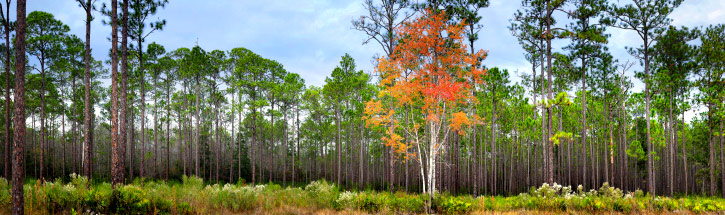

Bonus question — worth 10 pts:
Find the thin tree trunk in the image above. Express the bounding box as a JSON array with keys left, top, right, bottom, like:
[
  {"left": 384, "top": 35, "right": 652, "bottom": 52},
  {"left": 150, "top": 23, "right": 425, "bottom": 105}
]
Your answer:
[
  {"left": 166, "top": 75, "right": 171, "bottom": 181},
  {"left": 195, "top": 75, "right": 200, "bottom": 176},
  {"left": 40, "top": 55, "right": 46, "bottom": 182},
  {"left": 720, "top": 116, "right": 725, "bottom": 198},
  {"left": 154, "top": 77, "right": 159, "bottom": 178},
  {"left": 283, "top": 108, "right": 288, "bottom": 186}
]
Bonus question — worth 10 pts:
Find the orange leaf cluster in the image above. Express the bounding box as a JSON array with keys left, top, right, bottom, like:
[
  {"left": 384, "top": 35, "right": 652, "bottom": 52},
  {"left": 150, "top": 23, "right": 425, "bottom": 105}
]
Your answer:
[
  {"left": 363, "top": 8, "right": 488, "bottom": 162},
  {"left": 389, "top": 9, "right": 487, "bottom": 117},
  {"left": 450, "top": 112, "right": 471, "bottom": 135}
]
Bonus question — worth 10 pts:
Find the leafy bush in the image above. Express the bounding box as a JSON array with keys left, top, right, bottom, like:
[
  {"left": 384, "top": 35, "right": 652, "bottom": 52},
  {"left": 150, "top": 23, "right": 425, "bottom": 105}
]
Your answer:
[
  {"left": 335, "top": 191, "right": 357, "bottom": 210},
  {"left": 210, "top": 184, "right": 257, "bottom": 212},
  {"left": 80, "top": 183, "right": 113, "bottom": 213},
  {"left": 304, "top": 180, "right": 339, "bottom": 209},
  {"left": 438, "top": 197, "right": 472, "bottom": 215},
  {"left": 598, "top": 182, "right": 623, "bottom": 198},
  {"left": 45, "top": 179, "right": 78, "bottom": 213},
  {"left": 395, "top": 194, "right": 425, "bottom": 213},
  {"left": 175, "top": 202, "right": 195, "bottom": 215},
  {"left": 358, "top": 192, "right": 383, "bottom": 213},
  {"left": 69, "top": 173, "right": 89, "bottom": 189},
  {"left": 109, "top": 185, "right": 148, "bottom": 214},
  {"left": 612, "top": 198, "right": 635, "bottom": 212}
]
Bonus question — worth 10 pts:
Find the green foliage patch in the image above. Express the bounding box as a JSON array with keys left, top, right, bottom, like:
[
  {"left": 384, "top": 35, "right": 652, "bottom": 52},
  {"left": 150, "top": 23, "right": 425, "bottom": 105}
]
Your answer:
[{"left": 2, "top": 176, "right": 725, "bottom": 214}]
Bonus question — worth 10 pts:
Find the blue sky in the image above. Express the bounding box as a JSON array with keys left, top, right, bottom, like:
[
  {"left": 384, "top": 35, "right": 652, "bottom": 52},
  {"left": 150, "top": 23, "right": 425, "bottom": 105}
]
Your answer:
[{"left": 23, "top": 0, "right": 725, "bottom": 91}]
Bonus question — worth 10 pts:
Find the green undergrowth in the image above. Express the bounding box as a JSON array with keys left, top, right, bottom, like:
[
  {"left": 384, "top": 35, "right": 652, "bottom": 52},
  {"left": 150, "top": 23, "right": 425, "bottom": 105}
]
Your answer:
[{"left": 0, "top": 174, "right": 723, "bottom": 214}]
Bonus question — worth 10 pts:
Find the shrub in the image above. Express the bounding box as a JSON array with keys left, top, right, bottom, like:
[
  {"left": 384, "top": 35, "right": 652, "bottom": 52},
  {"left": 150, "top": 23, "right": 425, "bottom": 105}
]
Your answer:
[
  {"left": 304, "top": 180, "right": 339, "bottom": 209},
  {"left": 359, "top": 192, "right": 383, "bottom": 213},
  {"left": 438, "top": 197, "right": 472, "bottom": 215},
  {"left": 108, "top": 185, "right": 171, "bottom": 214},
  {"left": 69, "top": 173, "right": 89, "bottom": 189},
  {"left": 598, "top": 182, "right": 623, "bottom": 198},
  {"left": 175, "top": 202, "right": 195, "bottom": 215},
  {"left": 398, "top": 194, "right": 425, "bottom": 213},
  {"left": 612, "top": 198, "right": 634, "bottom": 212},
  {"left": 211, "top": 184, "right": 257, "bottom": 212},
  {"left": 80, "top": 182, "right": 113, "bottom": 213},
  {"left": 335, "top": 191, "right": 357, "bottom": 210},
  {"left": 45, "top": 180, "right": 79, "bottom": 213}
]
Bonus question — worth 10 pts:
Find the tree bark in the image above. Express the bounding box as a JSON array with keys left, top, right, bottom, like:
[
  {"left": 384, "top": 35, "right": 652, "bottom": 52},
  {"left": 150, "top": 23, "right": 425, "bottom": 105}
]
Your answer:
[
  {"left": 545, "top": 0, "right": 554, "bottom": 184},
  {"left": 11, "top": 0, "right": 26, "bottom": 212},
  {"left": 166, "top": 74, "right": 171, "bottom": 181},
  {"left": 195, "top": 75, "right": 200, "bottom": 177},
  {"left": 110, "top": 0, "right": 121, "bottom": 187},
  {"left": 81, "top": 0, "right": 94, "bottom": 181},
  {"left": 40, "top": 53, "right": 46, "bottom": 182},
  {"left": 154, "top": 77, "right": 159, "bottom": 178}
]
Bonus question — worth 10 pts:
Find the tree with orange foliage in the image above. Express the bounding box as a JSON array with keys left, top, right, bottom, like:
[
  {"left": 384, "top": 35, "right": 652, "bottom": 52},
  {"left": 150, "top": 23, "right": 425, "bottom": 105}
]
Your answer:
[{"left": 363, "top": 8, "right": 486, "bottom": 200}]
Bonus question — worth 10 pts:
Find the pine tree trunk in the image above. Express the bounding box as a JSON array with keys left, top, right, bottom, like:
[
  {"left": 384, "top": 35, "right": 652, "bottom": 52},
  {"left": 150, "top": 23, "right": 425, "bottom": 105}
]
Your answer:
[
  {"left": 109, "top": 0, "right": 121, "bottom": 187},
  {"left": 118, "top": 0, "right": 129, "bottom": 184},
  {"left": 6, "top": 0, "right": 26, "bottom": 212},
  {"left": 195, "top": 75, "right": 200, "bottom": 177},
  {"left": 154, "top": 78, "right": 159, "bottom": 178},
  {"left": 82, "top": 0, "right": 94, "bottom": 180},
  {"left": 283, "top": 109, "right": 288, "bottom": 187},
  {"left": 166, "top": 76, "right": 171, "bottom": 181},
  {"left": 11, "top": 1, "right": 26, "bottom": 212},
  {"left": 40, "top": 56, "right": 45, "bottom": 182}
]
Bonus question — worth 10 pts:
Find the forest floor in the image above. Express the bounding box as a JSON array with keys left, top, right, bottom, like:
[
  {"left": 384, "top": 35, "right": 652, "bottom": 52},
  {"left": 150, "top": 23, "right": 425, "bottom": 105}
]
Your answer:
[{"left": 0, "top": 175, "right": 723, "bottom": 214}]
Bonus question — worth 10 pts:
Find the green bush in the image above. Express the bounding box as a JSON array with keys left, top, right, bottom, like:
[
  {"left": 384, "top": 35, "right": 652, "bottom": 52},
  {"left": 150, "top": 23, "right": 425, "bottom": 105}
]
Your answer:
[
  {"left": 210, "top": 184, "right": 257, "bottom": 212},
  {"left": 107, "top": 185, "right": 171, "bottom": 214},
  {"left": 612, "top": 198, "right": 634, "bottom": 212},
  {"left": 69, "top": 173, "right": 89, "bottom": 189},
  {"left": 598, "top": 182, "right": 624, "bottom": 198},
  {"left": 304, "top": 180, "right": 339, "bottom": 209},
  {"left": 109, "top": 186, "right": 147, "bottom": 214},
  {"left": 175, "top": 202, "right": 195, "bottom": 215},
  {"left": 397, "top": 194, "right": 425, "bottom": 213},
  {"left": 45, "top": 180, "right": 78, "bottom": 213},
  {"left": 438, "top": 197, "right": 472, "bottom": 215},
  {"left": 359, "top": 192, "right": 383, "bottom": 213},
  {"left": 79, "top": 182, "right": 112, "bottom": 213},
  {"left": 335, "top": 191, "right": 357, "bottom": 210}
]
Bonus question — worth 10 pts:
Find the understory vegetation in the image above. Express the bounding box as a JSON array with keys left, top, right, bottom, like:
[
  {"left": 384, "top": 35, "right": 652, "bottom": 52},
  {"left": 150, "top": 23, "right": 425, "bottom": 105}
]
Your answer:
[{"left": 0, "top": 175, "right": 723, "bottom": 214}]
